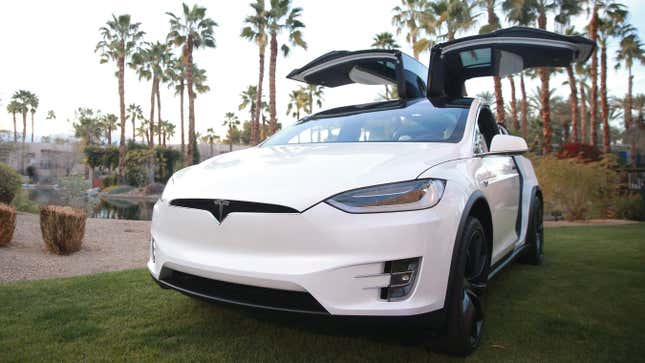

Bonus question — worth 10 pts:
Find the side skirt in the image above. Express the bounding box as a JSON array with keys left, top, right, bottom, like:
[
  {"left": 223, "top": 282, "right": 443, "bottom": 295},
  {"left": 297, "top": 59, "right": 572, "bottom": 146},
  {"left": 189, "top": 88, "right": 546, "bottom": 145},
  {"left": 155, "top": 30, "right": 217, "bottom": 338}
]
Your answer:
[{"left": 487, "top": 243, "right": 527, "bottom": 280}]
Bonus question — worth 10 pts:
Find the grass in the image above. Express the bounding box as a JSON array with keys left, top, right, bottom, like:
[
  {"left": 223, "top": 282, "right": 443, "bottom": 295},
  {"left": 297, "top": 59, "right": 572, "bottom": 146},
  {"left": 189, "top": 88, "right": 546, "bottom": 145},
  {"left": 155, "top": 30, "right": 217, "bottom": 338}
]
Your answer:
[{"left": 1, "top": 224, "right": 644, "bottom": 362}]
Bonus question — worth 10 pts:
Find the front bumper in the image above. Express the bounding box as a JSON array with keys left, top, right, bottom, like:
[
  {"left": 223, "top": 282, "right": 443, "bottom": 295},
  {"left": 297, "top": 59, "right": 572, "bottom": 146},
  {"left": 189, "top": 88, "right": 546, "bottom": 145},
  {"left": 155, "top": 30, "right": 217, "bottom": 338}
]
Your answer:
[{"left": 148, "top": 194, "right": 460, "bottom": 317}]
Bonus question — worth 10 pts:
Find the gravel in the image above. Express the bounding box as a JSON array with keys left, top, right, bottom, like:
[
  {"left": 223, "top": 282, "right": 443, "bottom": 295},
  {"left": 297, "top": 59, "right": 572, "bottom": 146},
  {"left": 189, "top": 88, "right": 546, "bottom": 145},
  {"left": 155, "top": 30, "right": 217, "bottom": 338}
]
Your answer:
[{"left": 0, "top": 213, "right": 150, "bottom": 283}]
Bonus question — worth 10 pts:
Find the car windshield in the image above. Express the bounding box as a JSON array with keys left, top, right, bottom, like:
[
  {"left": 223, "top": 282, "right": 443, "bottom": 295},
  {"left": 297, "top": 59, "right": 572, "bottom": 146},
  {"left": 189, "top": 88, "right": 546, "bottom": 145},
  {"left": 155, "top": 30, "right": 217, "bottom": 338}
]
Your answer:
[{"left": 263, "top": 99, "right": 469, "bottom": 146}]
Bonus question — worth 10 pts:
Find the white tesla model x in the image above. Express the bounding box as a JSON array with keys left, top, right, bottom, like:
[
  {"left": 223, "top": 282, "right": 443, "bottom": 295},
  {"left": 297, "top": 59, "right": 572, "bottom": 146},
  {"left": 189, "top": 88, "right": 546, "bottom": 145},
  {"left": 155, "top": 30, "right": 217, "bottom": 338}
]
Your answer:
[{"left": 149, "top": 28, "right": 593, "bottom": 355}]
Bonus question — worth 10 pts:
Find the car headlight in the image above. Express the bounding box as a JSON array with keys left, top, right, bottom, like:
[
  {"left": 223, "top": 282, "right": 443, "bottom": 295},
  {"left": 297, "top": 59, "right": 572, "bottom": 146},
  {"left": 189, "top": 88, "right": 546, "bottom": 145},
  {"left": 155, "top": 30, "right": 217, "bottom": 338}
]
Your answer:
[{"left": 326, "top": 179, "right": 446, "bottom": 213}]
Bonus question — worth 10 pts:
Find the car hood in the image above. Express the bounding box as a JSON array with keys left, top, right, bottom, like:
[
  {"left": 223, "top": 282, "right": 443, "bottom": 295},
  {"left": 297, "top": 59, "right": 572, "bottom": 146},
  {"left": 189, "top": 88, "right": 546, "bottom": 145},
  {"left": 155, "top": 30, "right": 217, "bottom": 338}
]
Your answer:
[{"left": 166, "top": 143, "right": 461, "bottom": 211}]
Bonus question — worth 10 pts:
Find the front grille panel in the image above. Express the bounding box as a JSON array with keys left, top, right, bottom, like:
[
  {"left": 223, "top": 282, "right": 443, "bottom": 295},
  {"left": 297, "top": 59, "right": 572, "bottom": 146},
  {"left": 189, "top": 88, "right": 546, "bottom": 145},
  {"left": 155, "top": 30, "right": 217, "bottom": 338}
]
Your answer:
[
  {"left": 169, "top": 199, "right": 299, "bottom": 222},
  {"left": 160, "top": 268, "right": 328, "bottom": 314}
]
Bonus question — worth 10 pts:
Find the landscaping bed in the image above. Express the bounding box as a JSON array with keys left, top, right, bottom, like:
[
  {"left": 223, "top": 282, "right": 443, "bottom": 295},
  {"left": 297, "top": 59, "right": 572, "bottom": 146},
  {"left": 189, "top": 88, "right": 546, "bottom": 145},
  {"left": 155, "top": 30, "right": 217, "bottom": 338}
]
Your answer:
[{"left": 0, "top": 224, "right": 643, "bottom": 361}]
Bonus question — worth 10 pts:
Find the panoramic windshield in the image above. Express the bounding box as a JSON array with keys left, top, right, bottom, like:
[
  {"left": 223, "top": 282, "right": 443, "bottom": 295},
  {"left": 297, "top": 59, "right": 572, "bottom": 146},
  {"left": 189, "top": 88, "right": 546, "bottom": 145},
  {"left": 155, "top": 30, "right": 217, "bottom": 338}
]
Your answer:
[{"left": 263, "top": 99, "right": 468, "bottom": 146}]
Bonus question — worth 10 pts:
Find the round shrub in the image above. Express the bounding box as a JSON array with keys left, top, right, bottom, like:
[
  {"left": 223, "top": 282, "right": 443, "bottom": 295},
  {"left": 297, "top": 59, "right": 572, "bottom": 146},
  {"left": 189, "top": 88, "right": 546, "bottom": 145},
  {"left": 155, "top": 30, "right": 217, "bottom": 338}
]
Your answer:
[
  {"left": 40, "top": 205, "right": 87, "bottom": 255},
  {"left": 0, "top": 203, "right": 17, "bottom": 246},
  {"left": 0, "top": 162, "right": 21, "bottom": 204}
]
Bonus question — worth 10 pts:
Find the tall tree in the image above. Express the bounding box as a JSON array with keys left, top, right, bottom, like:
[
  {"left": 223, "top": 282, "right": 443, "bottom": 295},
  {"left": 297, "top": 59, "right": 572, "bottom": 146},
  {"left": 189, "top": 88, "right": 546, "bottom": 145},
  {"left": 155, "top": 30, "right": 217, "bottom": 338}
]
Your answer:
[
  {"left": 11, "top": 90, "right": 30, "bottom": 145},
  {"left": 132, "top": 41, "right": 171, "bottom": 148},
  {"left": 127, "top": 103, "right": 143, "bottom": 142},
  {"left": 615, "top": 32, "right": 645, "bottom": 165},
  {"left": 166, "top": 56, "right": 187, "bottom": 156},
  {"left": 597, "top": 3, "right": 628, "bottom": 152},
  {"left": 286, "top": 87, "right": 309, "bottom": 120},
  {"left": 26, "top": 92, "right": 39, "bottom": 143},
  {"left": 242, "top": 0, "right": 269, "bottom": 145},
  {"left": 6, "top": 100, "right": 20, "bottom": 143},
  {"left": 268, "top": 0, "right": 307, "bottom": 138},
  {"left": 101, "top": 113, "right": 118, "bottom": 145},
  {"left": 479, "top": 0, "right": 505, "bottom": 125},
  {"left": 588, "top": 0, "right": 600, "bottom": 148},
  {"left": 392, "top": 0, "right": 432, "bottom": 59},
  {"left": 46, "top": 110, "right": 56, "bottom": 121},
  {"left": 502, "top": 0, "right": 536, "bottom": 139},
  {"left": 222, "top": 112, "right": 241, "bottom": 152},
  {"left": 576, "top": 63, "right": 590, "bottom": 143},
  {"left": 167, "top": 3, "right": 217, "bottom": 165},
  {"left": 202, "top": 127, "right": 220, "bottom": 157},
  {"left": 239, "top": 85, "right": 258, "bottom": 126},
  {"left": 96, "top": 14, "right": 144, "bottom": 180},
  {"left": 371, "top": 32, "right": 401, "bottom": 49},
  {"left": 305, "top": 84, "right": 324, "bottom": 115}
]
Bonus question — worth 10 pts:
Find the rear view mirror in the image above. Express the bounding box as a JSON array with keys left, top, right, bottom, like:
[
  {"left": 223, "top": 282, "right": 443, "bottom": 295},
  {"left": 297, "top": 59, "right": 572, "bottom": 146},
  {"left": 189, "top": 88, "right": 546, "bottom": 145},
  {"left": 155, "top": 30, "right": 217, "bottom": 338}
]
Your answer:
[{"left": 489, "top": 135, "right": 528, "bottom": 155}]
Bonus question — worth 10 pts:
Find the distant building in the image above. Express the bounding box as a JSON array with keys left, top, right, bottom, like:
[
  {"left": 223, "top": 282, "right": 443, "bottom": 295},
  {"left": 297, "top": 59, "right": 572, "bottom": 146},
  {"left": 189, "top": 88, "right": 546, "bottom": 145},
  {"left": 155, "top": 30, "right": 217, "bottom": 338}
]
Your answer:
[{"left": 0, "top": 142, "right": 84, "bottom": 182}]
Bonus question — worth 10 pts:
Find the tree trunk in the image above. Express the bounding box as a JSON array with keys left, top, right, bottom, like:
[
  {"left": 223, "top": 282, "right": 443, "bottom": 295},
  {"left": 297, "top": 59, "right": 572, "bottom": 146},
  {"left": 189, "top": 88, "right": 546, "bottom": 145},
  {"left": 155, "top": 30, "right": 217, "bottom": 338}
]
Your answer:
[
  {"left": 494, "top": 76, "right": 505, "bottom": 125},
  {"left": 117, "top": 55, "right": 127, "bottom": 182},
  {"left": 600, "top": 41, "right": 610, "bottom": 153},
  {"left": 580, "top": 80, "right": 588, "bottom": 143},
  {"left": 589, "top": 2, "right": 599, "bottom": 148},
  {"left": 508, "top": 76, "right": 518, "bottom": 132},
  {"left": 131, "top": 115, "right": 136, "bottom": 142},
  {"left": 21, "top": 111, "right": 26, "bottom": 145},
  {"left": 252, "top": 41, "right": 266, "bottom": 145},
  {"left": 566, "top": 65, "right": 579, "bottom": 143},
  {"left": 186, "top": 41, "right": 196, "bottom": 165},
  {"left": 108, "top": 128, "right": 112, "bottom": 145},
  {"left": 520, "top": 73, "right": 528, "bottom": 140},
  {"left": 30, "top": 112, "right": 34, "bottom": 143},
  {"left": 156, "top": 76, "right": 162, "bottom": 147},
  {"left": 149, "top": 78, "right": 156, "bottom": 148},
  {"left": 12, "top": 113, "right": 17, "bottom": 143},
  {"left": 269, "top": 31, "right": 278, "bottom": 136},
  {"left": 627, "top": 67, "right": 636, "bottom": 166},
  {"left": 411, "top": 33, "right": 418, "bottom": 60},
  {"left": 180, "top": 79, "right": 185, "bottom": 159},
  {"left": 537, "top": 11, "right": 551, "bottom": 154}
]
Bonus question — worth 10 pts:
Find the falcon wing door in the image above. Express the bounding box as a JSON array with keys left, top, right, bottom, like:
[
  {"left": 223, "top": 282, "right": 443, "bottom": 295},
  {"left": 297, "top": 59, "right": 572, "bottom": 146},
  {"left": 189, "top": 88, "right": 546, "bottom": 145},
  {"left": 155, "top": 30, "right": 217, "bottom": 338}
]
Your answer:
[
  {"left": 287, "top": 50, "right": 429, "bottom": 100},
  {"left": 428, "top": 27, "right": 595, "bottom": 99}
]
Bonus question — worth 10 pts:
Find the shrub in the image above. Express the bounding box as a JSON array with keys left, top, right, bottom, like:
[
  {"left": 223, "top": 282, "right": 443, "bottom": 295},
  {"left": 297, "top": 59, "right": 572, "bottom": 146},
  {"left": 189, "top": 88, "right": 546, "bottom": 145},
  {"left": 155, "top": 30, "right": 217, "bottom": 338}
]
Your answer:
[
  {"left": 101, "top": 175, "right": 117, "bottom": 189},
  {"left": 532, "top": 155, "right": 621, "bottom": 221},
  {"left": 557, "top": 143, "right": 601, "bottom": 161},
  {"left": 0, "top": 162, "right": 21, "bottom": 204},
  {"left": 615, "top": 194, "right": 645, "bottom": 221},
  {"left": 0, "top": 203, "right": 17, "bottom": 246},
  {"left": 40, "top": 205, "right": 87, "bottom": 255},
  {"left": 11, "top": 189, "right": 39, "bottom": 214},
  {"left": 125, "top": 149, "right": 153, "bottom": 187}
]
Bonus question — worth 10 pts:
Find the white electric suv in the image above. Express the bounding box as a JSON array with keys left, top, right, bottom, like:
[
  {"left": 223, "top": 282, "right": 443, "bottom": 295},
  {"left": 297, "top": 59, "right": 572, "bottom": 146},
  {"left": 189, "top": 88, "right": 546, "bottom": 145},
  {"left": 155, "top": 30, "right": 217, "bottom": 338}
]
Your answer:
[{"left": 149, "top": 28, "right": 593, "bottom": 355}]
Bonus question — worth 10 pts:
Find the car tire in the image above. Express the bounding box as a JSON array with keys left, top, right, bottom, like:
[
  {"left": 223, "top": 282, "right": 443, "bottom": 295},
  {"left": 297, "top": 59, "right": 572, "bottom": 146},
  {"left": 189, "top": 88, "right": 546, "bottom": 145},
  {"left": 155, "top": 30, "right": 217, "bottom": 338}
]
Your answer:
[
  {"left": 435, "top": 217, "right": 490, "bottom": 356},
  {"left": 520, "top": 194, "right": 544, "bottom": 266}
]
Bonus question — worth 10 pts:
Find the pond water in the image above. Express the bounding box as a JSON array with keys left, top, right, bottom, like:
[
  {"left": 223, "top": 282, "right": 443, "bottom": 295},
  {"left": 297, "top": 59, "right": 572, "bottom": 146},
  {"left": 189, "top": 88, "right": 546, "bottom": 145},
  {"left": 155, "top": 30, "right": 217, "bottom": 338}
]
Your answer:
[{"left": 27, "top": 189, "right": 155, "bottom": 221}]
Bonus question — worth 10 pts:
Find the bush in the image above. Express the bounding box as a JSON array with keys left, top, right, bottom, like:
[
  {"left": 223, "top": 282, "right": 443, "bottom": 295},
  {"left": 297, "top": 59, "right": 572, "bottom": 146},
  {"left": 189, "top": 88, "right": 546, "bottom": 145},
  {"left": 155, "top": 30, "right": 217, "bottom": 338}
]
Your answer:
[
  {"left": 11, "top": 189, "right": 39, "bottom": 214},
  {"left": 84, "top": 145, "right": 119, "bottom": 170},
  {"left": 101, "top": 175, "right": 117, "bottom": 189},
  {"left": 557, "top": 143, "right": 601, "bottom": 161},
  {"left": 615, "top": 194, "right": 645, "bottom": 221},
  {"left": 0, "top": 162, "right": 21, "bottom": 204},
  {"left": 532, "top": 155, "right": 621, "bottom": 221},
  {"left": 40, "top": 205, "right": 87, "bottom": 255},
  {"left": 125, "top": 149, "right": 153, "bottom": 187},
  {"left": 0, "top": 203, "right": 17, "bottom": 246}
]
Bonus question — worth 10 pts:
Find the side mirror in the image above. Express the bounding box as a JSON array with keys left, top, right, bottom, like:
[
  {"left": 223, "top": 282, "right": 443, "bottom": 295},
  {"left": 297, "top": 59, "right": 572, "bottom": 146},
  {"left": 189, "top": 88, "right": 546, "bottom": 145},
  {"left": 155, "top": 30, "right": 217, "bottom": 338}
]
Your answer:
[{"left": 489, "top": 135, "right": 528, "bottom": 155}]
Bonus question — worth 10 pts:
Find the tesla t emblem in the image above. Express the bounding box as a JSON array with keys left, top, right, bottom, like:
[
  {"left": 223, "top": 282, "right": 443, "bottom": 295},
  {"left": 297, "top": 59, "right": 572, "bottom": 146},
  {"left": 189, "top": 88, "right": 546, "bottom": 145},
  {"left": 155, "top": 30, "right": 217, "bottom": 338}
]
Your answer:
[{"left": 213, "top": 199, "right": 230, "bottom": 223}]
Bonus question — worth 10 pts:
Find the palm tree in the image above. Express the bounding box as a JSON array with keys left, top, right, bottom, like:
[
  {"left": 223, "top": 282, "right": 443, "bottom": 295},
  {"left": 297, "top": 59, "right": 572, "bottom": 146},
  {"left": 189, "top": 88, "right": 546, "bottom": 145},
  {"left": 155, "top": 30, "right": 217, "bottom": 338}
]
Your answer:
[
  {"left": 6, "top": 100, "right": 20, "bottom": 143},
  {"left": 101, "top": 113, "right": 118, "bottom": 145},
  {"left": 268, "top": 0, "right": 307, "bottom": 137},
  {"left": 576, "top": 63, "right": 590, "bottom": 143},
  {"left": 202, "top": 127, "right": 220, "bottom": 157},
  {"left": 164, "top": 122, "right": 176, "bottom": 147},
  {"left": 167, "top": 3, "right": 218, "bottom": 165},
  {"left": 587, "top": 0, "right": 601, "bottom": 149},
  {"left": 166, "top": 56, "right": 187, "bottom": 157},
  {"left": 46, "top": 110, "right": 56, "bottom": 121},
  {"left": 96, "top": 14, "right": 145, "bottom": 180},
  {"left": 239, "top": 85, "right": 258, "bottom": 125},
  {"left": 479, "top": 0, "right": 505, "bottom": 125},
  {"left": 242, "top": 0, "right": 268, "bottom": 145},
  {"left": 391, "top": 0, "right": 432, "bottom": 59},
  {"left": 286, "top": 87, "right": 309, "bottom": 120},
  {"left": 429, "top": 0, "right": 479, "bottom": 42},
  {"left": 597, "top": 3, "right": 628, "bottom": 153},
  {"left": 305, "top": 84, "right": 324, "bottom": 115},
  {"left": 136, "top": 123, "right": 149, "bottom": 144},
  {"left": 371, "top": 32, "right": 401, "bottom": 49},
  {"left": 126, "top": 104, "right": 143, "bottom": 142},
  {"left": 25, "top": 92, "right": 39, "bottom": 143},
  {"left": 615, "top": 32, "right": 645, "bottom": 165},
  {"left": 502, "top": 0, "right": 536, "bottom": 139},
  {"left": 11, "top": 90, "right": 30, "bottom": 145},
  {"left": 222, "top": 112, "right": 241, "bottom": 152},
  {"left": 132, "top": 41, "right": 171, "bottom": 148}
]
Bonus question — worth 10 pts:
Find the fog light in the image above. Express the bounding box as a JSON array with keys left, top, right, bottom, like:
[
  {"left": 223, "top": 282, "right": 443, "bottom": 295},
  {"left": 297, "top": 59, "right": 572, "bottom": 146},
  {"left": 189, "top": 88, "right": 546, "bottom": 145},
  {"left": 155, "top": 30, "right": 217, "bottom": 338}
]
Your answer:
[
  {"left": 380, "top": 257, "right": 420, "bottom": 301},
  {"left": 151, "top": 238, "right": 156, "bottom": 263}
]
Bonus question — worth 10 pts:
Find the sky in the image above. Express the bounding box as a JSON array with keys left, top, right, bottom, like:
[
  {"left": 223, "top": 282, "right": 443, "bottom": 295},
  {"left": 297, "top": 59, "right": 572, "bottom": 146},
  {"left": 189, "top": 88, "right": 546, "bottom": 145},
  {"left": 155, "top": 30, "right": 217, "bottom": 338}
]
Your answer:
[{"left": 1, "top": 0, "right": 644, "bottom": 143}]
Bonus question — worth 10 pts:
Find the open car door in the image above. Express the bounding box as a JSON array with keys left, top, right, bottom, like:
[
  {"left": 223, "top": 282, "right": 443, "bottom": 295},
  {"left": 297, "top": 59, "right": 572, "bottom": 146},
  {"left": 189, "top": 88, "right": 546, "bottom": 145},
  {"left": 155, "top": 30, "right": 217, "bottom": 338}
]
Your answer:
[
  {"left": 287, "top": 50, "right": 429, "bottom": 100},
  {"left": 427, "top": 27, "right": 595, "bottom": 99}
]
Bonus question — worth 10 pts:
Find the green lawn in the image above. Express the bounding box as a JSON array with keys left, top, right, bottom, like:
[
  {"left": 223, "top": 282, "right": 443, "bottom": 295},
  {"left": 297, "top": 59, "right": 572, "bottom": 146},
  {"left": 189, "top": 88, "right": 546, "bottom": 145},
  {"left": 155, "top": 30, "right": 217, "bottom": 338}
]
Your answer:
[{"left": 1, "top": 225, "right": 644, "bottom": 362}]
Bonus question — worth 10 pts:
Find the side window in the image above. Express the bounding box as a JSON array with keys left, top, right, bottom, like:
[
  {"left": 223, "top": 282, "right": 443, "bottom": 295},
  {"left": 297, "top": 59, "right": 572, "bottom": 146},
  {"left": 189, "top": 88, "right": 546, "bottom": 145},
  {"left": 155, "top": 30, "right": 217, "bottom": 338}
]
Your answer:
[
  {"left": 474, "top": 123, "right": 488, "bottom": 154},
  {"left": 474, "top": 106, "right": 500, "bottom": 154}
]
